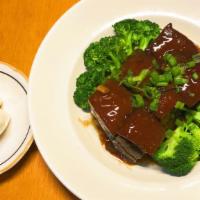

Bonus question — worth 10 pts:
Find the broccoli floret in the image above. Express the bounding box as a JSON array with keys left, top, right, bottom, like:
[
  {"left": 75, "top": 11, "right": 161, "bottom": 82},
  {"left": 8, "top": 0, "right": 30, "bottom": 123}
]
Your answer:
[
  {"left": 84, "top": 36, "right": 129, "bottom": 79},
  {"left": 153, "top": 124, "right": 200, "bottom": 176},
  {"left": 167, "top": 161, "right": 197, "bottom": 176},
  {"left": 153, "top": 105, "right": 200, "bottom": 176},
  {"left": 73, "top": 70, "right": 106, "bottom": 111},
  {"left": 186, "top": 122, "right": 200, "bottom": 153},
  {"left": 113, "top": 19, "right": 138, "bottom": 37},
  {"left": 113, "top": 19, "right": 160, "bottom": 50}
]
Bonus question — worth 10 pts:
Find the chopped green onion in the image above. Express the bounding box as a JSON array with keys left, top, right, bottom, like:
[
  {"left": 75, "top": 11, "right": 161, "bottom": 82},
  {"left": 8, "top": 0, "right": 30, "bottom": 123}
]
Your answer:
[
  {"left": 164, "top": 53, "right": 177, "bottom": 66},
  {"left": 174, "top": 76, "right": 188, "bottom": 85},
  {"left": 152, "top": 59, "right": 159, "bottom": 69},
  {"left": 131, "top": 69, "right": 149, "bottom": 83},
  {"left": 132, "top": 94, "right": 144, "bottom": 108},
  {"left": 175, "top": 101, "right": 185, "bottom": 110},
  {"left": 176, "top": 87, "right": 181, "bottom": 93},
  {"left": 156, "top": 82, "right": 168, "bottom": 87},
  {"left": 187, "top": 60, "right": 196, "bottom": 68},
  {"left": 150, "top": 71, "right": 159, "bottom": 81},
  {"left": 164, "top": 66, "right": 171, "bottom": 72},
  {"left": 159, "top": 73, "right": 172, "bottom": 82},
  {"left": 143, "top": 86, "right": 160, "bottom": 98},
  {"left": 122, "top": 69, "right": 150, "bottom": 87},
  {"left": 149, "top": 98, "right": 160, "bottom": 111},
  {"left": 150, "top": 71, "right": 172, "bottom": 86},
  {"left": 171, "top": 66, "right": 184, "bottom": 77},
  {"left": 192, "top": 53, "right": 200, "bottom": 63},
  {"left": 150, "top": 71, "right": 159, "bottom": 85},
  {"left": 192, "top": 72, "right": 199, "bottom": 80}
]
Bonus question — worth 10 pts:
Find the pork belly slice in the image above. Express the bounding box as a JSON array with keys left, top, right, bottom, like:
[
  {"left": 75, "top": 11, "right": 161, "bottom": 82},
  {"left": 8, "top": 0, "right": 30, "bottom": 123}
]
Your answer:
[
  {"left": 89, "top": 80, "right": 144, "bottom": 162},
  {"left": 121, "top": 49, "right": 154, "bottom": 78},
  {"left": 147, "top": 23, "right": 198, "bottom": 65},
  {"left": 112, "top": 136, "right": 143, "bottom": 162},
  {"left": 89, "top": 80, "right": 132, "bottom": 135},
  {"left": 155, "top": 86, "right": 180, "bottom": 119},
  {"left": 117, "top": 109, "right": 165, "bottom": 156}
]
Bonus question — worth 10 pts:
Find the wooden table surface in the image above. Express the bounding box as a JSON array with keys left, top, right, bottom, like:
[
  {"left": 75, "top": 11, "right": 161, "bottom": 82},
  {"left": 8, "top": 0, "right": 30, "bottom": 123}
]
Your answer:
[{"left": 0, "top": 1, "right": 79, "bottom": 199}]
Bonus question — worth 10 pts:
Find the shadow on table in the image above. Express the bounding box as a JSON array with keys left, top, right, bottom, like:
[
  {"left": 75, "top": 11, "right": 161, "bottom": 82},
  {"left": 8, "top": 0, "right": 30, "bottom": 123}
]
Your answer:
[
  {"left": 0, "top": 143, "right": 37, "bottom": 182},
  {"left": 0, "top": 142, "right": 80, "bottom": 200}
]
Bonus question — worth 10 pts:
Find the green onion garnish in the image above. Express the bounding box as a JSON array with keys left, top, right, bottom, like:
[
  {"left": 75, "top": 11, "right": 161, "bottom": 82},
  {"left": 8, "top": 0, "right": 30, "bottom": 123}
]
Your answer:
[
  {"left": 192, "top": 72, "right": 199, "bottom": 80},
  {"left": 122, "top": 69, "right": 150, "bottom": 87},
  {"left": 131, "top": 69, "right": 150, "bottom": 83},
  {"left": 143, "top": 86, "right": 160, "bottom": 98},
  {"left": 176, "top": 87, "right": 181, "bottom": 93},
  {"left": 132, "top": 94, "right": 144, "bottom": 108},
  {"left": 164, "top": 53, "right": 177, "bottom": 66},
  {"left": 156, "top": 82, "right": 169, "bottom": 87},
  {"left": 150, "top": 71, "right": 172, "bottom": 87},
  {"left": 171, "top": 65, "right": 184, "bottom": 77},
  {"left": 192, "top": 53, "right": 200, "bottom": 63},
  {"left": 150, "top": 98, "right": 160, "bottom": 111},
  {"left": 152, "top": 59, "right": 159, "bottom": 69},
  {"left": 174, "top": 76, "right": 188, "bottom": 85},
  {"left": 175, "top": 101, "right": 185, "bottom": 110},
  {"left": 187, "top": 60, "right": 196, "bottom": 68}
]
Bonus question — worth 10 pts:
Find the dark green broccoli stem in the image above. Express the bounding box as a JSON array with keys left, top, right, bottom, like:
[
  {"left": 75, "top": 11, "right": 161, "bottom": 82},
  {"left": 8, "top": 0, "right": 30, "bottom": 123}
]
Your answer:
[
  {"left": 108, "top": 52, "right": 121, "bottom": 80},
  {"left": 125, "top": 32, "right": 134, "bottom": 56},
  {"left": 139, "top": 36, "right": 153, "bottom": 51}
]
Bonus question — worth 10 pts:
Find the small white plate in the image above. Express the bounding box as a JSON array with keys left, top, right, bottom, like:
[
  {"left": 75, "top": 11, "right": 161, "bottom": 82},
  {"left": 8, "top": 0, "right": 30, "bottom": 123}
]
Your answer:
[
  {"left": 29, "top": 0, "right": 200, "bottom": 199},
  {"left": 0, "top": 62, "right": 33, "bottom": 174}
]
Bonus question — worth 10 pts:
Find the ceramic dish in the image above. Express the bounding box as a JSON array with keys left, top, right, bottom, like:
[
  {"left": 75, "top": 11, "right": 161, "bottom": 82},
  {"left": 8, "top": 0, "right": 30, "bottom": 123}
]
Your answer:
[
  {"left": 29, "top": 0, "right": 200, "bottom": 199},
  {"left": 0, "top": 62, "right": 33, "bottom": 174}
]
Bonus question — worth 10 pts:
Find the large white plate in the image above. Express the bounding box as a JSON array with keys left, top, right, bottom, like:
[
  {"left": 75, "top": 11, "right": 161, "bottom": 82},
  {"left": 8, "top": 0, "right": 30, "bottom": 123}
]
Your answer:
[{"left": 28, "top": 0, "right": 200, "bottom": 199}]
